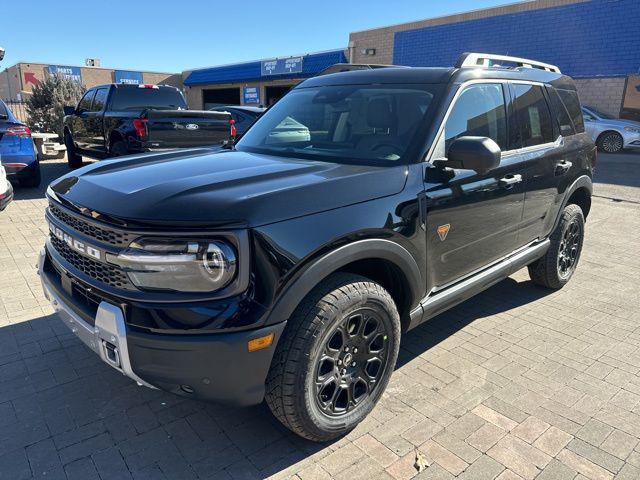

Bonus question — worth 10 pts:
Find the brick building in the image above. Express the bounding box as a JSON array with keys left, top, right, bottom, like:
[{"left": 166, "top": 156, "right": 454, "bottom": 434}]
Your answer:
[
  {"left": 349, "top": 0, "right": 640, "bottom": 117},
  {"left": 0, "top": 62, "right": 181, "bottom": 102}
]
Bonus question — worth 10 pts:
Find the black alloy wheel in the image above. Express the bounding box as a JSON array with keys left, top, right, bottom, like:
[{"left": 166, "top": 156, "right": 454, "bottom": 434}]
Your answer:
[
  {"left": 313, "top": 309, "right": 390, "bottom": 416},
  {"left": 557, "top": 218, "right": 582, "bottom": 279}
]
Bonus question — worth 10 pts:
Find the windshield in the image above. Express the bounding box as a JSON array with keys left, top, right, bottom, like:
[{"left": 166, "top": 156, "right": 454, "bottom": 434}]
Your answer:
[
  {"left": 585, "top": 106, "right": 615, "bottom": 120},
  {"left": 110, "top": 87, "right": 187, "bottom": 111},
  {"left": 236, "top": 84, "right": 437, "bottom": 164}
]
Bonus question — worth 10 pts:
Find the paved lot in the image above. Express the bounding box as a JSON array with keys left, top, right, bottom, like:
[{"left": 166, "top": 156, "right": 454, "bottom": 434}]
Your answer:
[{"left": 0, "top": 153, "right": 639, "bottom": 480}]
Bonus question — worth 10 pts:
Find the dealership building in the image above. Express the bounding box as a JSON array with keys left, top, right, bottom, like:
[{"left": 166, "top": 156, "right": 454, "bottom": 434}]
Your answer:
[
  {"left": 349, "top": 0, "right": 640, "bottom": 117},
  {"left": 182, "top": 49, "right": 347, "bottom": 109},
  {"left": 0, "top": 61, "right": 181, "bottom": 102}
]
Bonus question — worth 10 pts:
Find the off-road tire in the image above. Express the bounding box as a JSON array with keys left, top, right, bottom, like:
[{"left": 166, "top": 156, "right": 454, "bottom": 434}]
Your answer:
[
  {"left": 65, "top": 132, "right": 82, "bottom": 168},
  {"left": 597, "top": 131, "right": 624, "bottom": 153},
  {"left": 265, "top": 273, "right": 401, "bottom": 442},
  {"left": 528, "top": 204, "right": 584, "bottom": 289}
]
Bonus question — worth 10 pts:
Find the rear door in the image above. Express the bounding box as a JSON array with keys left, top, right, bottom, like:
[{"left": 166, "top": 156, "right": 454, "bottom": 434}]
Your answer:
[
  {"left": 425, "top": 81, "right": 526, "bottom": 289},
  {"left": 511, "top": 83, "right": 571, "bottom": 244},
  {"left": 72, "top": 89, "right": 96, "bottom": 150},
  {"left": 85, "top": 87, "right": 110, "bottom": 154}
]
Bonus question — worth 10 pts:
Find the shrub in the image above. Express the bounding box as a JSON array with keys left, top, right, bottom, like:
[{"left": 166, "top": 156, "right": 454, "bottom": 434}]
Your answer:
[{"left": 26, "top": 74, "right": 85, "bottom": 137}]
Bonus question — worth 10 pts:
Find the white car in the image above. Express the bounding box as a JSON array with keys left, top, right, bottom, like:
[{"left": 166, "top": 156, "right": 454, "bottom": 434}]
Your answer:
[
  {"left": 582, "top": 106, "right": 640, "bottom": 153},
  {"left": 0, "top": 164, "right": 13, "bottom": 211}
]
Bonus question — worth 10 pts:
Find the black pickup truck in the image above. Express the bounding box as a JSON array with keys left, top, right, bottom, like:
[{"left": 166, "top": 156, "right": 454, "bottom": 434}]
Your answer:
[{"left": 63, "top": 84, "right": 233, "bottom": 167}]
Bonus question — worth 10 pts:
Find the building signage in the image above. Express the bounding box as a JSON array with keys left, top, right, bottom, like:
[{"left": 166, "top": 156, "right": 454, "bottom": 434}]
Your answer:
[
  {"left": 261, "top": 56, "right": 303, "bottom": 76},
  {"left": 243, "top": 86, "right": 260, "bottom": 104},
  {"left": 47, "top": 65, "right": 82, "bottom": 83},
  {"left": 114, "top": 70, "right": 144, "bottom": 85}
]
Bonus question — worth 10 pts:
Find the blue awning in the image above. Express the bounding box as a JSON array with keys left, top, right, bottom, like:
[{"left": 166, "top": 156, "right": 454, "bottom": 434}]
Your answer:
[{"left": 184, "top": 49, "right": 347, "bottom": 86}]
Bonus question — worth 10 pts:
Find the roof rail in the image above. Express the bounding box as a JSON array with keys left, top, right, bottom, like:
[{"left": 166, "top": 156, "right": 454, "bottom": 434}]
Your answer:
[
  {"left": 456, "top": 52, "right": 560, "bottom": 73},
  {"left": 315, "top": 63, "right": 407, "bottom": 77}
]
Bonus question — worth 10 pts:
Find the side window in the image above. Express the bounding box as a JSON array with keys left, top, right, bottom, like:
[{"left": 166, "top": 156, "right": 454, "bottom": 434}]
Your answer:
[
  {"left": 513, "top": 84, "right": 554, "bottom": 147},
  {"left": 77, "top": 90, "right": 95, "bottom": 112},
  {"left": 547, "top": 87, "right": 575, "bottom": 136},
  {"left": 444, "top": 83, "right": 507, "bottom": 152},
  {"left": 557, "top": 89, "right": 585, "bottom": 133},
  {"left": 91, "top": 88, "right": 109, "bottom": 111}
]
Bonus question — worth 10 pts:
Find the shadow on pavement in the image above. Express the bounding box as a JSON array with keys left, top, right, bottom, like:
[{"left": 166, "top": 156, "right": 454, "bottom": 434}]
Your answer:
[{"left": 0, "top": 275, "right": 554, "bottom": 478}]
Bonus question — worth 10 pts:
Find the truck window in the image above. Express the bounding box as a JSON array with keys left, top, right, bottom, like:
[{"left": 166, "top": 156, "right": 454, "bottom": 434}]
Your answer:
[
  {"left": 91, "top": 88, "right": 109, "bottom": 112},
  {"left": 444, "top": 83, "right": 507, "bottom": 151},
  {"left": 109, "top": 87, "right": 187, "bottom": 111},
  {"left": 77, "top": 90, "right": 96, "bottom": 112},
  {"left": 513, "top": 84, "right": 554, "bottom": 147},
  {"left": 547, "top": 87, "right": 575, "bottom": 136},
  {"left": 556, "top": 89, "right": 585, "bottom": 133}
]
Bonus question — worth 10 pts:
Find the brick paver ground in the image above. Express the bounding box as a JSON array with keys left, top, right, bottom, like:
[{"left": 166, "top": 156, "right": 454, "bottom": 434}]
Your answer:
[{"left": 0, "top": 154, "right": 639, "bottom": 479}]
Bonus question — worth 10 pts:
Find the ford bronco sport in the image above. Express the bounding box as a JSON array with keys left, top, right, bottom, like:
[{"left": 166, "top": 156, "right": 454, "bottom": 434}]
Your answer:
[{"left": 39, "top": 53, "right": 594, "bottom": 441}]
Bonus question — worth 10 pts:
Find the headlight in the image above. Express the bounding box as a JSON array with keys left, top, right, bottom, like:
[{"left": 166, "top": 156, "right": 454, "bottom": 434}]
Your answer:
[
  {"left": 624, "top": 126, "right": 640, "bottom": 134},
  {"left": 107, "top": 238, "right": 237, "bottom": 292}
]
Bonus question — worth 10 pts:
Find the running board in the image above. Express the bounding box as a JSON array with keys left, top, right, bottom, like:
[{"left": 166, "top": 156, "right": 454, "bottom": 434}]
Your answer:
[{"left": 408, "top": 240, "right": 550, "bottom": 330}]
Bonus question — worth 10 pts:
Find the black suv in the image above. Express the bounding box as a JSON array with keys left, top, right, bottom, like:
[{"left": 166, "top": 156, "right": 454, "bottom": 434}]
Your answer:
[{"left": 39, "top": 53, "right": 594, "bottom": 441}]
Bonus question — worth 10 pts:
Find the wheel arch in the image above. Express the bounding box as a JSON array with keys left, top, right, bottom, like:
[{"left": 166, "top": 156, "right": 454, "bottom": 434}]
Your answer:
[
  {"left": 554, "top": 175, "right": 592, "bottom": 231},
  {"left": 596, "top": 129, "right": 623, "bottom": 149},
  {"left": 265, "top": 239, "right": 423, "bottom": 332}
]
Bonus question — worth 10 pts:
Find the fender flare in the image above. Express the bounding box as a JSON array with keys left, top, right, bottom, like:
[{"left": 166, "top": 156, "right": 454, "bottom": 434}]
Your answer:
[
  {"left": 553, "top": 174, "right": 592, "bottom": 231},
  {"left": 265, "top": 238, "right": 423, "bottom": 326}
]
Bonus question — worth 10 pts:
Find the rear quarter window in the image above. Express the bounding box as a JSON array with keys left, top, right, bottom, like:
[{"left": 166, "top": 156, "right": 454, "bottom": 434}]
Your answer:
[
  {"left": 547, "top": 87, "right": 575, "bottom": 136},
  {"left": 556, "top": 89, "right": 585, "bottom": 133}
]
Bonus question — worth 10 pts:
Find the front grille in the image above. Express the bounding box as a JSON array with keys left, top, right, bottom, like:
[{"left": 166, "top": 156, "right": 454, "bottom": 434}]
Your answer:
[
  {"left": 49, "top": 203, "right": 135, "bottom": 247},
  {"left": 49, "top": 236, "right": 133, "bottom": 290}
]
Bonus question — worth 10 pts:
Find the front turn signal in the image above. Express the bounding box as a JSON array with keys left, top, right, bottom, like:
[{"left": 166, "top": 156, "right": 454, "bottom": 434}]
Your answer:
[{"left": 248, "top": 333, "right": 274, "bottom": 352}]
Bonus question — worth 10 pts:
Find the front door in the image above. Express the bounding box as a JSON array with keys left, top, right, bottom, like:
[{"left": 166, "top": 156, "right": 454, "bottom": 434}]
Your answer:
[{"left": 424, "top": 82, "right": 525, "bottom": 291}]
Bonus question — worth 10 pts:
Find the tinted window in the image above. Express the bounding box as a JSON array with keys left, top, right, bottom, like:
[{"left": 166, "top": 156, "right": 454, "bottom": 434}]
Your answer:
[
  {"left": 513, "top": 84, "right": 554, "bottom": 147},
  {"left": 91, "top": 88, "right": 109, "bottom": 111},
  {"left": 110, "top": 87, "right": 187, "bottom": 111},
  {"left": 78, "top": 91, "right": 95, "bottom": 112},
  {"left": 557, "top": 89, "right": 585, "bottom": 133},
  {"left": 547, "top": 87, "right": 575, "bottom": 136},
  {"left": 444, "top": 84, "right": 507, "bottom": 151},
  {"left": 237, "top": 85, "right": 436, "bottom": 164}
]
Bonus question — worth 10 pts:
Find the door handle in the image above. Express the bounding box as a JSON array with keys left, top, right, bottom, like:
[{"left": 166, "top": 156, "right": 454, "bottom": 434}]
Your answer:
[
  {"left": 499, "top": 174, "right": 522, "bottom": 187},
  {"left": 555, "top": 160, "right": 572, "bottom": 176}
]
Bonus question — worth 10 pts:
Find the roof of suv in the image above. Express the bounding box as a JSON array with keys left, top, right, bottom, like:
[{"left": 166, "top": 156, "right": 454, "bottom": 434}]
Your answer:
[
  {"left": 298, "top": 65, "right": 576, "bottom": 91},
  {"left": 89, "top": 83, "right": 180, "bottom": 90}
]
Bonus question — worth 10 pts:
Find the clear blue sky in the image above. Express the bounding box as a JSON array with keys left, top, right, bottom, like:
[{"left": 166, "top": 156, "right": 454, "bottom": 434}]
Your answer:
[{"left": 2, "top": 0, "right": 508, "bottom": 72}]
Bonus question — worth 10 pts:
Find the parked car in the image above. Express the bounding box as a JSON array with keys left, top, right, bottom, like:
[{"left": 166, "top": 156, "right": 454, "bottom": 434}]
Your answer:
[
  {"left": 0, "top": 164, "right": 13, "bottom": 211},
  {"left": 63, "top": 84, "right": 235, "bottom": 168},
  {"left": 40, "top": 53, "right": 594, "bottom": 442},
  {"left": 582, "top": 105, "right": 640, "bottom": 153},
  {"left": 0, "top": 100, "right": 41, "bottom": 187},
  {"left": 208, "top": 105, "right": 265, "bottom": 137}
]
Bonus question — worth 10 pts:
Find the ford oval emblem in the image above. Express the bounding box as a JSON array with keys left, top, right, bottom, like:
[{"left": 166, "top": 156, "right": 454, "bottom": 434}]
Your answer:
[{"left": 185, "top": 123, "right": 199, "bottom": 130}]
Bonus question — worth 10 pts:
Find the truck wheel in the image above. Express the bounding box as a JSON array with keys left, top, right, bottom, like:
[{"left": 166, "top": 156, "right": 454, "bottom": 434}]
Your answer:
[
  {"left": 597, "top": 131, "right": 623, "bottom": 153},
  {"left": 65, "top": 132, "right": 82, "bottom": 168},
  {"left": 528, "top": 204, "right": 584, "bottom": 289},
  {"left": 265, "top": 273, "right": 400, "bottom": 442},
  {"left": 109, "top": 140, "right": 127, "bottom": 157}
]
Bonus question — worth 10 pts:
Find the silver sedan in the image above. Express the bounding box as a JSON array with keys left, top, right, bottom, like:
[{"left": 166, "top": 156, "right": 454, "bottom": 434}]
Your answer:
[{"left": 582, "top": 106, "right": 640, "bottom": 153}]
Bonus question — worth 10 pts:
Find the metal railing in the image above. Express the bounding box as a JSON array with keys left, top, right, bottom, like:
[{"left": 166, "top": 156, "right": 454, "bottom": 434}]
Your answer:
[{"left": 1, "top": 100, "right": 29, "bottom": 124}]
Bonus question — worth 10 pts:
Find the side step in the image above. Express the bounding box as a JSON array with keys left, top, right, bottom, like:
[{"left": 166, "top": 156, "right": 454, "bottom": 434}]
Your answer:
[{"left": 408, "top": 240, "right": 550, "bottom": 330}]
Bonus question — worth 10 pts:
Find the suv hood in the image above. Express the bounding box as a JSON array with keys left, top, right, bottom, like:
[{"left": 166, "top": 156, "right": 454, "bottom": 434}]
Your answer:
[{"left": 49, "top": 148, "right": 407, "bottom": 227}]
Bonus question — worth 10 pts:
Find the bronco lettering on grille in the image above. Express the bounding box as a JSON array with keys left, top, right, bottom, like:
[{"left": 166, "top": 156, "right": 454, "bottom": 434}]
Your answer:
[{"left": 48, "top": 220, "right": 102, "bottom": 261}]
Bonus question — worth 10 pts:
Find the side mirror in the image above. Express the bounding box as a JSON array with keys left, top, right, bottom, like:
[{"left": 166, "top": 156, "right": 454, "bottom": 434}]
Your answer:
[
  {"left": 63, "top": 106, "right": 76, "bottom": 116},
  {"left": 446, "top": 136, "right": 501, "bottom": 175}
]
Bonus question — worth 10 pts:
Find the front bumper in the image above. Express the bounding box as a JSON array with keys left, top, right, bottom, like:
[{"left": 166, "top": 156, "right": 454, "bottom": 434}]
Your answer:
[{"left": 38, "top": 248, "right": 286, "bottom": 406}]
